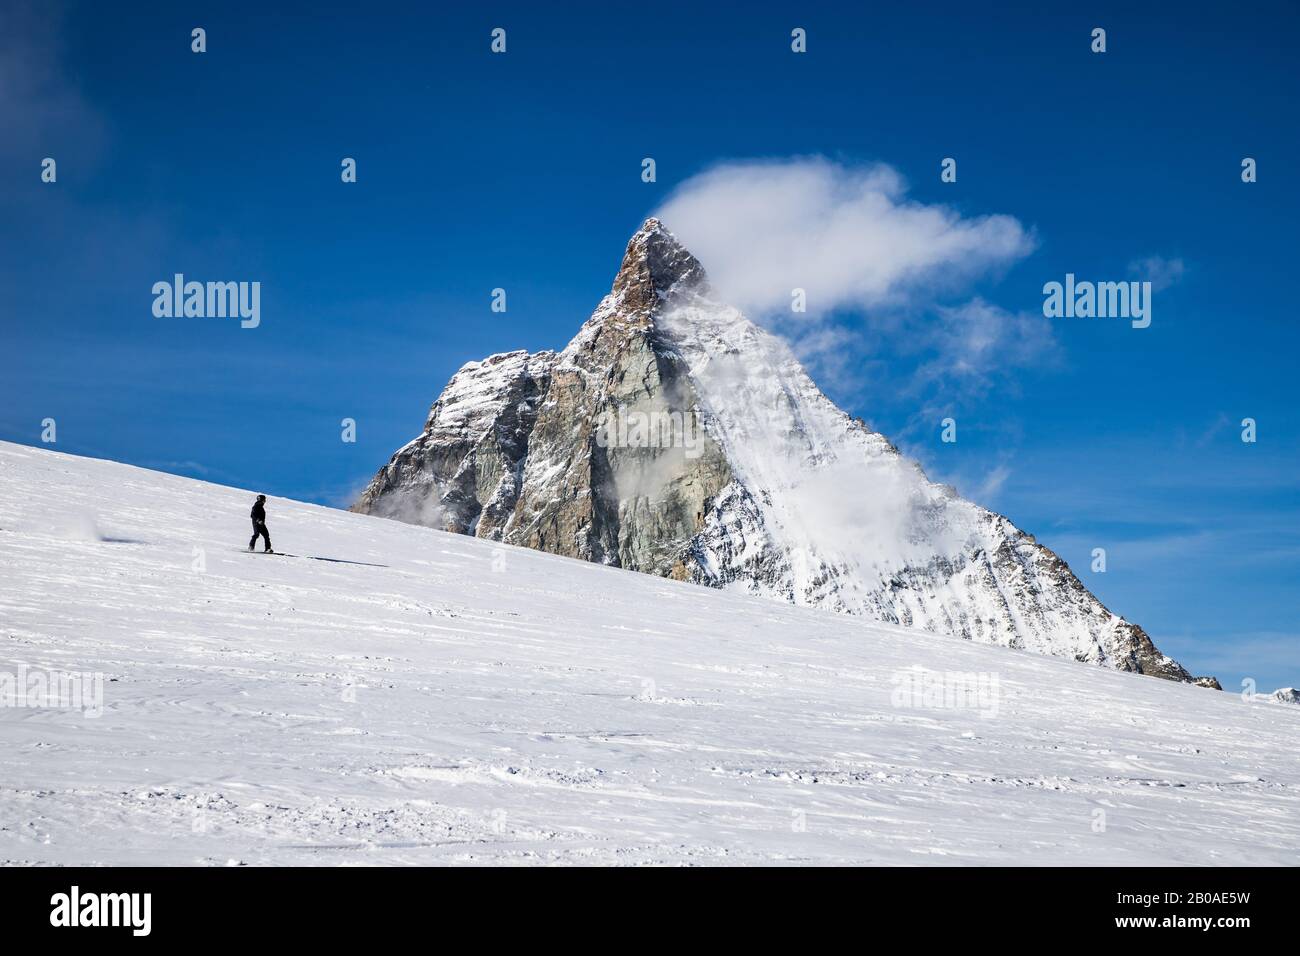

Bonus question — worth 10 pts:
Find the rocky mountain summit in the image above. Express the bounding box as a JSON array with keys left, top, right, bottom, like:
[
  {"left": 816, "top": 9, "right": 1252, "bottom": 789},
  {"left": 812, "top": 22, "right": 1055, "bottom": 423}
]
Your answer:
[{"left": 353, "top": 219, "right": 1219, "bottom": 688}]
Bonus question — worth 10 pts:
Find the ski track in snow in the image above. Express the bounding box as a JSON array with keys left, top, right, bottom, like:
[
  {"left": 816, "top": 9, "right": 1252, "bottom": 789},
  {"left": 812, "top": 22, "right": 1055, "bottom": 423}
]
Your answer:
[{"left": 0, "top": 441, "right": 1296, "bottom": 866}]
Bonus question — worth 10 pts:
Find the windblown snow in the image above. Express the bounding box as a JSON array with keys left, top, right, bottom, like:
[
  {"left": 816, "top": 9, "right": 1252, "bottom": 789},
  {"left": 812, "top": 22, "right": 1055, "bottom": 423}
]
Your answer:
[
  {"left": 353, "top": 220, "right": 1215, "bottom": 687},
  {"left": 1, "top": 441, "right": 1296, "bottom": 865}
]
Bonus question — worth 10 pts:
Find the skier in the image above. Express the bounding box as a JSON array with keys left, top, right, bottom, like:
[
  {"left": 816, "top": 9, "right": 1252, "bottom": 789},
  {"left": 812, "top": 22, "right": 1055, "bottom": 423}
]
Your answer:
[{"left": 248, "top": 494, "right": 273, "bottom": 553}]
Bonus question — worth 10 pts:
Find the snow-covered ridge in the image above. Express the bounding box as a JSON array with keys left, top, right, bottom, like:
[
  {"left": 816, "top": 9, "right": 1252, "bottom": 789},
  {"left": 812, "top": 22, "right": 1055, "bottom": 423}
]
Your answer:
[
  {"left": 354, "top": 219, "right": 1217, "bottom": 688},
  {"left": 1263, "top": 687, "right": 1300, "bottom": 705},
  {"left": 1, "top": 440, "right": 1294, "bottom": 865}
]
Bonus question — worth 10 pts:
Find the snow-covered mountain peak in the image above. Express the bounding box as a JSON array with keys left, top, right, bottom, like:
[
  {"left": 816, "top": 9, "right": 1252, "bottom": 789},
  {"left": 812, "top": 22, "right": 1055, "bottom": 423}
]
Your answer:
[
  {"left": 354, "top": 220, "right": 1219, "bottom": 690},
  {"left": 613, "top": 217, "right": 710, "bottom": 305}
]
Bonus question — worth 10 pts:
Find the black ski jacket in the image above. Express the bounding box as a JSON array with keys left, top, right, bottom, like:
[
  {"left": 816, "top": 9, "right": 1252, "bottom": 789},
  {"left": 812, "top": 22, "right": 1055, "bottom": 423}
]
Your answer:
[{"left": 251, "top": 500, "right": 266, "bottom": 523}]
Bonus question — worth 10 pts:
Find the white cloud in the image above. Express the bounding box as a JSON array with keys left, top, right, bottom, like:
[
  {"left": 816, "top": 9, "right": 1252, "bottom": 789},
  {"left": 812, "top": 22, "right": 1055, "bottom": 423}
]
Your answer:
[
  {"left": 653, "top": 158, "right": 1051, "bottom": 422},
  {"left": 1128, "top": 255, "right": 1186, "bottom": 292},
  {"left": 911, "top": 298, "right": 1059, "bottom": 399},
  {"left": 975, "top": 464, "right": 1012, "bottom": 502},
  {"left": 654, "top": 157, "right": 1034, "bottom": 318}
]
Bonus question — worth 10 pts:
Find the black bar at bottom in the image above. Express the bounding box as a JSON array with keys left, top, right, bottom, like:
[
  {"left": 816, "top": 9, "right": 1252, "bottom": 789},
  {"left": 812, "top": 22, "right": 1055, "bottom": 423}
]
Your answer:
[{"left": 0, "top": 866, "right": 1286, "bottom": 942}]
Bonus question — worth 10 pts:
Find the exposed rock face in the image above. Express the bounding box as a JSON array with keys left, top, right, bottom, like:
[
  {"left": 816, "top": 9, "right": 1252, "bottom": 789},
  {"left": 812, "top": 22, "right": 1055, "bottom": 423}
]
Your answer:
[
  {"left": 353, "top": 219, "right": 1218, "bottom": 687},
  {"left": 351, "top": 349, "right": 555, "bottom": 538},
  {"left": 501, "top": 223, "right": 731, "bottom": 578}
]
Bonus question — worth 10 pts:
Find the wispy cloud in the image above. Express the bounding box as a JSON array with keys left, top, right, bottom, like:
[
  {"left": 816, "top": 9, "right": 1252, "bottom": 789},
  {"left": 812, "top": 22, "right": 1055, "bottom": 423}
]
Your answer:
[
  {"left": 924, "top": 458, "right": 1017, "bottom": 510},
  {"left": 974, "top": 463, "right": 1012, "bottom": 502},
  {"left": 654, "top": 157, "right": 1048, "bottom": 422},
  {"left": 310, "top": 475, "right": 376, "bottom": 510},
  {"left": 1127, "top": 255, "right": 1187, "bottom": 292},
  {"left": 909, "top": 298, "right": 1058, "bottom": 411},
  {"left": 1046, "top": 529, "right": 1223, "bottom": 565},
  {"left": 656, "top": 157, "right": 1034, "bottom": 319},
  {"left": 1191, "top": 412, "right": 1233, "bottom": 448}
]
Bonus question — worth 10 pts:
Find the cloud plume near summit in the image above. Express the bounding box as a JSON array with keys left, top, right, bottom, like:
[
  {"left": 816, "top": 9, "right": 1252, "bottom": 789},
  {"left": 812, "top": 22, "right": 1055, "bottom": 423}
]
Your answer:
[
  {"left": 653, "top": 157, "right": 1034, "bottom": 318},
  {"left": 653, "top": 157, "right": 1051, "bottom": 430}
]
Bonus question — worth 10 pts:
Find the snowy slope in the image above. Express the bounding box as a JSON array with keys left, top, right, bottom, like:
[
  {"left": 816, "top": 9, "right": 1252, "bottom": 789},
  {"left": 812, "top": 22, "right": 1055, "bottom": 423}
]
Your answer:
[{"left": 1, "top": 441, "right": 1296, "bottom": 866}]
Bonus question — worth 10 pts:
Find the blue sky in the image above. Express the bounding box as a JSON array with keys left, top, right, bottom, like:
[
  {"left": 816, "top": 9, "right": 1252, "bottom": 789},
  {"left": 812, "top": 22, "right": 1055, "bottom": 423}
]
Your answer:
[{"left": 1, "top": 1, "right": 1296, "bottom": 691}]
